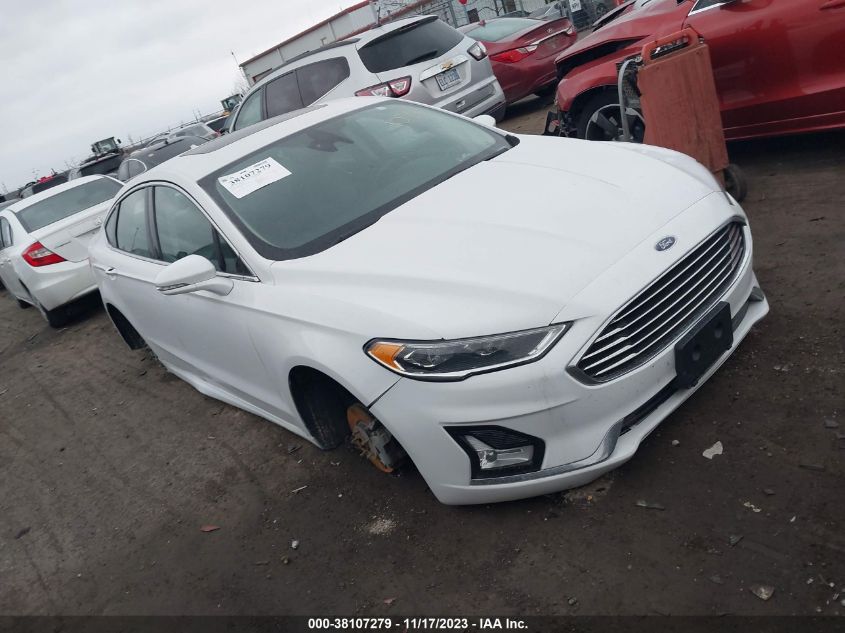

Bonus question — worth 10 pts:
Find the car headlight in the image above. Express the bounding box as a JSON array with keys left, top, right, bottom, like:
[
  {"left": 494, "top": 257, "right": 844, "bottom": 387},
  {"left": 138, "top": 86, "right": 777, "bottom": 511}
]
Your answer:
[{"left": 365, "top": 324, "right": 569, "bottom": 381}]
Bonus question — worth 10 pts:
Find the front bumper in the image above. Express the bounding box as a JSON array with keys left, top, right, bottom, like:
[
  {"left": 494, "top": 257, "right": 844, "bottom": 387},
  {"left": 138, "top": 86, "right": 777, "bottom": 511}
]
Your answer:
[{"left": 371, "top": 212, "right": 768, "bottom": 505}]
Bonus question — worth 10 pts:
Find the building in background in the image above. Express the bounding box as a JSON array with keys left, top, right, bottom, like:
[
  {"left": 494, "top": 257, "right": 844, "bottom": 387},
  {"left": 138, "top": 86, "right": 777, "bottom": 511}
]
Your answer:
[
  {"left": 239, "top": 1, "right": 378, "bottom": 85},
  {"left": 239, "top": 0, "right": 609, "bottom": 85}
]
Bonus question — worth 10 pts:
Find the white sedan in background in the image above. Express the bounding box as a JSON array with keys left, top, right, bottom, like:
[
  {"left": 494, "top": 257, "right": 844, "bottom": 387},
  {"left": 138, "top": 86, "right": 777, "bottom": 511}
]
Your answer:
[
  {"left": 88, "top": 97, "right": 768, "bottom": 505},
  {"left": 0, "top": 176, "right": 122, "bottom": 327}
]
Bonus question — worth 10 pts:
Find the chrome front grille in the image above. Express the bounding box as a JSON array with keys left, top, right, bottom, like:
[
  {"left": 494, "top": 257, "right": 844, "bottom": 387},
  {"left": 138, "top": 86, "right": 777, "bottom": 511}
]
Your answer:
[{"left": 575, "top": 222, "right": 746, "bottom": 383}]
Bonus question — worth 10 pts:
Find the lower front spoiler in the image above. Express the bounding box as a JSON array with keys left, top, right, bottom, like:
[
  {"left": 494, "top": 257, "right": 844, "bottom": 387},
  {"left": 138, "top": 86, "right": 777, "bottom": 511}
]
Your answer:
[{"left": 426, "top": 291, "right": 768, "bottom": 505}]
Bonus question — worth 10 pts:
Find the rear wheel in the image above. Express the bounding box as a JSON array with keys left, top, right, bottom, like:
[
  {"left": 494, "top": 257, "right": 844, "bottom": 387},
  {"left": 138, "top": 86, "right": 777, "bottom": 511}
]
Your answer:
[
  {"left": 576, "top": 91, "right": 645, "bottom": 142},
  {"left": 35, "top": 301, "right": 69, "bottom": 328},
  {"left": 17, "top": 298, "right": 31, "bottom": 309}
]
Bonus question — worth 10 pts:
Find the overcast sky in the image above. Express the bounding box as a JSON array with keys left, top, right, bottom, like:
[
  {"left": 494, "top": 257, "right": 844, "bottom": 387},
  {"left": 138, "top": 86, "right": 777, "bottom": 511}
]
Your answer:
[{"left": 0, "top": 0, "right": 360, "bottom": 193}]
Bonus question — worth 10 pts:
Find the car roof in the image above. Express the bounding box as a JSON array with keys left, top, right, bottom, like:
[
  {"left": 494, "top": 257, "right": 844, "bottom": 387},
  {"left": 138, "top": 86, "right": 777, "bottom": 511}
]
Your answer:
[
  {"left": 131, "top": 97, "right": 389, "bottom": 184},
  {"left": 174, "top": 122, "right": 212, "bottom": 131},
  {"left": 246, "top": 14, "right": 435, "bottom": 94},
  {"left": 5, "top": 175, "right": 115, "bottom": 213},
  {"left": 129, "top": 135, "right": 208, "bottom": 158}
]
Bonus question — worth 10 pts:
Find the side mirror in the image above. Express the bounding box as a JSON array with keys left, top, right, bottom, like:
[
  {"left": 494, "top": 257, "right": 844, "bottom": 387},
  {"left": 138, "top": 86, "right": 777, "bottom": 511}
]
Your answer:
[
  {"left": 473, "top": 114, "right": 497, "bottom": 128},
  {"left": 155, "top": 255, "right": 233, "bottom": 296}
]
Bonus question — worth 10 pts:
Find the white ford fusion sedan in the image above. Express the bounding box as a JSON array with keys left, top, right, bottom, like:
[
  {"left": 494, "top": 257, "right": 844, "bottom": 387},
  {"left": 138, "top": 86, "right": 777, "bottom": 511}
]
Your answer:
[
  {"left": 88, "top": 97, "right": 768, "bottom": 505},
  {"left": 0, "top": 175, "right": 122, "bottom": 327}
]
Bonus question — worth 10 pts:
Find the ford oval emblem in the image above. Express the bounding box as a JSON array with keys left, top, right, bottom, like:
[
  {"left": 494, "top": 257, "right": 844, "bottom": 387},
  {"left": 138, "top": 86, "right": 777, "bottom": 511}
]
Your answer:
[{"left": 655, "top": 236, "right": 676, "bottom": 252}]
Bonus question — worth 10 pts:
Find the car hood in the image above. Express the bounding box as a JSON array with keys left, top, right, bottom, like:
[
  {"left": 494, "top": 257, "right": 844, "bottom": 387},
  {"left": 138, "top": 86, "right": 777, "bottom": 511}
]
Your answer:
[
  {"left": 270, "top": 135, "right": 718, "bottom": 340},
  {"left": 554, "top": 0, "right": 687, "bottom": 67}
]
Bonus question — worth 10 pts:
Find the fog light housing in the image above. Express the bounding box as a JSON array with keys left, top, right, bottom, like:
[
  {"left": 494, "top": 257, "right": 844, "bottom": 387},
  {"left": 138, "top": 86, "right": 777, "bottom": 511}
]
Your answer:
[{"left": 446, "top": 426, "right": 545, "bottom": 480}]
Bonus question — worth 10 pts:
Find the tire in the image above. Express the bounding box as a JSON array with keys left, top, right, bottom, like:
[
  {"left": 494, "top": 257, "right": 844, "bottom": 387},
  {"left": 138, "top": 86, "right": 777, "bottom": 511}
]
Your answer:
[
  {"left": 303, "top": 387, "right": 352, "bottom": 449},
  {"left": 576, "top": 90, "right": 645, "bottom": 142},
  {"left": 723, "top": 163, "right": 748, "bottom": 203},
  {"left": 534, "top": 84, "right": 556, "bottom": 99},
  {"left": 291, "top": 370, "right": 354, "bottom": 450},
  {"left": 36, "top": 301, "right": 69, "bottom": 328},
  {"left": 17, "top": 298, "right": 31, "bottom": 309}
]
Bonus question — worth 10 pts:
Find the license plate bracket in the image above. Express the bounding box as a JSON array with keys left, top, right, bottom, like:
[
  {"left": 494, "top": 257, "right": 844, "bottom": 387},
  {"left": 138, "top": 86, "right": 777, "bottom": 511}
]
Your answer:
[
  {"left": 435, "top": 67, "right": 461, "bottom": 91},
  {"left": 673, "top": 302, "right": 733, "bottom": 389}
]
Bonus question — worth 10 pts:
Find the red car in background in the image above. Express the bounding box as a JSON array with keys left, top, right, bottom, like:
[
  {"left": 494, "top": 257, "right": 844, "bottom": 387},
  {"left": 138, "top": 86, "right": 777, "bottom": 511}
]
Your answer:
[
  {"left": 553, "top": 0, "right": 845, "bottom": 141},
  {"left": 460, "top": 17, "right": 576, "bottom": 105}
]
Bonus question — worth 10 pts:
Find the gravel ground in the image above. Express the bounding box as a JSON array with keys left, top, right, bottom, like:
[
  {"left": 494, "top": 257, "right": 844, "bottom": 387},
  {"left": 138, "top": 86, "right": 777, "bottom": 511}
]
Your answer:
[{"left": 1, "top": 98, "right": 843, "bottom": 616}]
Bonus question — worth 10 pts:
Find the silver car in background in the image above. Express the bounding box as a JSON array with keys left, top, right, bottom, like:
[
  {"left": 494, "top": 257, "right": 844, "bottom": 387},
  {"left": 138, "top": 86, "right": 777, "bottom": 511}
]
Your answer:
[{"left": 228, "top": 15, "right": 506, "bottom": 133}]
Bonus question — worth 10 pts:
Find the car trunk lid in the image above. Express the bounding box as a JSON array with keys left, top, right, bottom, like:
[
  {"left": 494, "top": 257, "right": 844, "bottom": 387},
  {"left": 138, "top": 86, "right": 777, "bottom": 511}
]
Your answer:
[
  {"left": 485, "top": 17, "right": 575, "bottom": 61},
  {"left": 29, "top": 200, "right": 111, "bottom": 262}
]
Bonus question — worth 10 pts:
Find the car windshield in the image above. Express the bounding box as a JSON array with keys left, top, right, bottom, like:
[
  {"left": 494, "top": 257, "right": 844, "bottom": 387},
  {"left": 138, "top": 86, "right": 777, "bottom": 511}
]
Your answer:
[
  {"left": 137, "top": 136, "right": 208, "bottom": 167},
  {"left": 16, "top": 178, "right": 121, "bottom": 232},
  {"left": 207, "top": 117, "right": 229, "bottom": 132},
  {"left": 201, "top": 102, "right": 513, "bottom": 261},
  {"left": 31, "top": 175, "right": 68, "bottom": 195},
  {"left": 463, "top": 18, "right": 541, "bottom": 42},
  {"left": 80, "top": 155, "right": 123, "bottom": 177},
  {"left": 358, "top": 17, "right": 463, "bottom": 73},
  {"left": 174, "top": 124, "right": 208, "bottom": 137}
]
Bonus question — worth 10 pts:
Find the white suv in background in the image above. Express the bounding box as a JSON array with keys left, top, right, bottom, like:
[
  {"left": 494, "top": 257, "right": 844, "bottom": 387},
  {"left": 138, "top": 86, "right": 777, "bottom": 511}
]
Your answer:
[{"left": 229, "top": 15, "right": 506, "bottom": 133}]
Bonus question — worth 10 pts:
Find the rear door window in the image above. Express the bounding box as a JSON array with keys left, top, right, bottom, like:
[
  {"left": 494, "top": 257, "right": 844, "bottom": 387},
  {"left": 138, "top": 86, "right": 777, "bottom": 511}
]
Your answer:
[
  {"left": 0, "top": 217, "right": 12, "bottom": 248},
  {"left": 297, "top": 58, "right": 351, "bottom": 104},
  {"left": 115, "top": 189, "right": 152, "bottom": 258},
  {"left": 126, "top": 159, "right": 147, "bottom": 180},
  {"left": 265, "top": 71, "right": 305, "bottom": 118},
  {"left": 358, "top": 17, "right": 463, "bottom": 73},
  {"left": 233, "top": 89, "right": 264, "bottom": 131}
]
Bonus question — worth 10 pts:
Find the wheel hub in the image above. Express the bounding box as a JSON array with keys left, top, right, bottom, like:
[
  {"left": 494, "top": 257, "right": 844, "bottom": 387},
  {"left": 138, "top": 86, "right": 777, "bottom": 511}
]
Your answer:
[{"left": 347, "top": 403, "right": 405, "bottom": 473}]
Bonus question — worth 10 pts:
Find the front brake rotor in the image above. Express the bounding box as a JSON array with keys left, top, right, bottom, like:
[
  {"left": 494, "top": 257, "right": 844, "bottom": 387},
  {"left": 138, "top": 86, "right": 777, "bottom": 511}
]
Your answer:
[{"left": 347, "top": 403, "right": 405, "bottom": 473}]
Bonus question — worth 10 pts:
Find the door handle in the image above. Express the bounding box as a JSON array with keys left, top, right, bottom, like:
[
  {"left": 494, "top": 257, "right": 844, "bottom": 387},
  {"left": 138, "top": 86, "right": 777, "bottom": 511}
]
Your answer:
[{"left": 92, "top": 263, "right": 117, "bottom": 278}]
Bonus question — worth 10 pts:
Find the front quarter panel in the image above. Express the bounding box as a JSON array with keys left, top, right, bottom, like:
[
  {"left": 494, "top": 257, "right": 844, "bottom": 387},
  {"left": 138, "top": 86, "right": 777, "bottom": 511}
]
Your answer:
[{"left": 243, "top": 282, "right": 404, "bottom": 419}]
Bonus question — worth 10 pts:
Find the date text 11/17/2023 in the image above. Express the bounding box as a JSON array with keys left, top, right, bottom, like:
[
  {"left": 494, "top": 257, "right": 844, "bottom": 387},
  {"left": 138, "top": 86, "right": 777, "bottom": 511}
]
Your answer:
[{"left": 307, "top": 617, "right": 528, "bottom": 630}]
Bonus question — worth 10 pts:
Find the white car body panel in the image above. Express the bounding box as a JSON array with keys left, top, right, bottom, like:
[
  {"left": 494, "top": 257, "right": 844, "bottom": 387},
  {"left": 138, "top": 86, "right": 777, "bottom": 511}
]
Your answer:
[
  {"left": 0, "top": 176, "right": 117, "bottom": 313},
  {"left": 269, "top": 136, "right": 717, "bottom": 340},
  {"left": 87, "top": 98, "right": 768, "bottom": 504}
]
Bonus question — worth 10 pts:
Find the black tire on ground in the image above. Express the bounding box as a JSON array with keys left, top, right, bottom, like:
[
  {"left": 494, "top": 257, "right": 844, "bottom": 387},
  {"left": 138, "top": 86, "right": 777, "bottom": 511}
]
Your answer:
[
  {"left": 303, "top": 390, "right": 352, "bottom": 450},
  {"left": 534, "top": 84, "right": 556, "bottom": 99},
  {"left": 290, "top": 369, "right": 355, "bottom": 450},
  {"left": 575, "top": 90, "right": 645, "bottom": 142},
  {"left": 37, "top": 302, "right": 69, "bottom": 328},
  {"left": 724, "top": 163, "right": 748, "bottom": 203},
  {"left": 17, "top": 298, "right": 31, "bottom": 309}
]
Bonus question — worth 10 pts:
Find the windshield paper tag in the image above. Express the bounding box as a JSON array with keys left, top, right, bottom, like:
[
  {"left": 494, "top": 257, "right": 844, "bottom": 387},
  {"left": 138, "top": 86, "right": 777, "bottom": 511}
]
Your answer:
[{"left": 218, "top": 157, "right": 291, "bottom": 198}]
